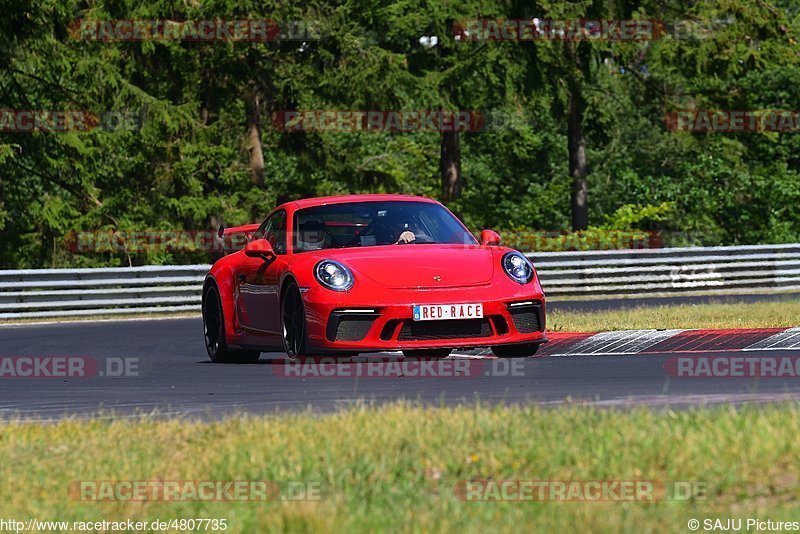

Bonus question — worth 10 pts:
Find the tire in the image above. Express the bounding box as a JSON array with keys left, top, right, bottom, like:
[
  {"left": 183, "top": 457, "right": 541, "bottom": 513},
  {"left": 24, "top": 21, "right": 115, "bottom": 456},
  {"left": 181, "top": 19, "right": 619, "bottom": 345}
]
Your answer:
[
  {"left": 402, "top": 348, "right": 452, "bottom": 359},
  {"left": 202, "top": 283, "right": 261, "bottom": 363},
  {"left": 490, "top": 343, "right": 540, "bottom": 358},
  {"left": 281, "top": 282, "right": 308, "bottom": 359}
]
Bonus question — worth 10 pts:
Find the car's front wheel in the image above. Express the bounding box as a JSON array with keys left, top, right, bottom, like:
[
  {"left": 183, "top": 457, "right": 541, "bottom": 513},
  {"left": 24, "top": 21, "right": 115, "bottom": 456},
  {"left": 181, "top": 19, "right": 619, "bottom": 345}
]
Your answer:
[
  {"left": 490, "top": 343, "right": 540, "bottom": 358},
  {"left": 203, "top": 283, "right": 261, "bottom": 363},
  {"left": 281, "top": 282, "right": 307, "bottom": 359}
]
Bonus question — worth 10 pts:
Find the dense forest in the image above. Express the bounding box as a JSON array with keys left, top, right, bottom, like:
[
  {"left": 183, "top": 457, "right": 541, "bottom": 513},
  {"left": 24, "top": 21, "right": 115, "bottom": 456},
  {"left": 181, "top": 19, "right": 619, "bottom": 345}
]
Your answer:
[{"left": 2, "top": 0, "right": 800, "bottom": 268}]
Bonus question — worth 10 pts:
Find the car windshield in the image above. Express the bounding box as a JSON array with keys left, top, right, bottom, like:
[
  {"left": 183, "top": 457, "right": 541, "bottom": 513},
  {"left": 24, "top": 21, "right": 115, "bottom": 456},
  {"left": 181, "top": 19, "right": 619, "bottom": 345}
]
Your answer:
[{"left": 293, "top": 201, "right": 477, "bottom": 252}]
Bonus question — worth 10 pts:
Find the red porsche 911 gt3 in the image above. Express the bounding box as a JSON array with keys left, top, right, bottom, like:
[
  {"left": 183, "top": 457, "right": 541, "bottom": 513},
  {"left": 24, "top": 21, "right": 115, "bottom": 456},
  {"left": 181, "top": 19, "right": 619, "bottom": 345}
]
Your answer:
[{"left": 202, "top": 194, "right": 547, "bottom": 362}]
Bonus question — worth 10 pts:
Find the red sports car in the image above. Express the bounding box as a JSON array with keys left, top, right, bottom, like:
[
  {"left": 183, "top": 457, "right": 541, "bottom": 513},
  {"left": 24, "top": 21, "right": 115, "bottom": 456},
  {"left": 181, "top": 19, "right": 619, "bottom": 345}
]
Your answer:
[{"left": 202, "top": 194, "right": 547, "bottom": 362}]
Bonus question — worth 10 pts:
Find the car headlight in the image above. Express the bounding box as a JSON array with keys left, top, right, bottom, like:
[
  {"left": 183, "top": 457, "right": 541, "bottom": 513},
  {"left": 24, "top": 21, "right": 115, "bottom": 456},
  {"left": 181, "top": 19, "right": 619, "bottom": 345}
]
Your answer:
[
  {"left": 502, "top": 252, "right": 534, "bottom": 284},
  {"left": 314, "top": 260, "right": 354, "bottom": 291}
]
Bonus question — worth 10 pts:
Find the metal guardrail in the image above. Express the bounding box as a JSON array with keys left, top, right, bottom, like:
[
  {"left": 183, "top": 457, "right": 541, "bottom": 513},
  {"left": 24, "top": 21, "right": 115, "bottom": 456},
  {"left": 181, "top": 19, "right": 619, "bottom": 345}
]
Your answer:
[
  {"left": 2, "top": 244, "right": 800, "bottom": 319},
  {"left": 529, "top": 243, "right": 800, "bottom": 299},
  {"left": 0, "top": 265, "right": 208, "bottom": 319}
]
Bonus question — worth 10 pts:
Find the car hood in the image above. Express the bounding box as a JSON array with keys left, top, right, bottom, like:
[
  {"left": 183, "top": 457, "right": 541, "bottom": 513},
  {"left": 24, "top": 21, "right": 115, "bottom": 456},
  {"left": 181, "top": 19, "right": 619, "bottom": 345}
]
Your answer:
[{"left": 317, "top": 245, "right": 494, "bottom": 288}]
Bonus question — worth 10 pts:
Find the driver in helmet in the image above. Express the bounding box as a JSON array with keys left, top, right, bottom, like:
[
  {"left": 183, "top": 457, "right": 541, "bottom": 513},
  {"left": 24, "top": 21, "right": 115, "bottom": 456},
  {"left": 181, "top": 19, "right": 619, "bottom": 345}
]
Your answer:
[{"left": 297, "top": 220, "right": 328, "bottom": 251}]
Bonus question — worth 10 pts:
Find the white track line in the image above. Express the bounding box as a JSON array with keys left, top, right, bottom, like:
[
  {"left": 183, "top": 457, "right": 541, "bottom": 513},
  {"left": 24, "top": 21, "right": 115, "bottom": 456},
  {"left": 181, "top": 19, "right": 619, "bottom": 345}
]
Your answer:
[
  {"left": 575, "top": 392, "right": 800, "bottom": 407},
  {"left": 0, "top": 314, "right": 200, "bottom": 328}
]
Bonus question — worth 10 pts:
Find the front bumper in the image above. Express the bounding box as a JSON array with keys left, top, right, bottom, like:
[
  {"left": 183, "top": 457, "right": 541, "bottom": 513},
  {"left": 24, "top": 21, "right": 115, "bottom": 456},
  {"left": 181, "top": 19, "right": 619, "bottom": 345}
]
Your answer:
[{"left": 301, "top": 282, "right": 547, "bottom": 352}]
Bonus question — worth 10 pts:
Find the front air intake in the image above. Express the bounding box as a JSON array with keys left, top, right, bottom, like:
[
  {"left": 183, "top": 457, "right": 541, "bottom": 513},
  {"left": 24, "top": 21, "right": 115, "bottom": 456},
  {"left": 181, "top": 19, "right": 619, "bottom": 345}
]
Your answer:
[{"left": 507, "top": 302, "right": 544, "bottom": 333}]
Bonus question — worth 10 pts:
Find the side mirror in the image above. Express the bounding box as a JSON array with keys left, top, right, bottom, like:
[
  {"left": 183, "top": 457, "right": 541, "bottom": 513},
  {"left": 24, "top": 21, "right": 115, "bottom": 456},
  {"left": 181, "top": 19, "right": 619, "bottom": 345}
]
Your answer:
[
  {"left": 480, "top": 229, "right": 502, "bottom": 246},
  {"left": 244, "top": 239, "right": 276, "bottom": 261}
]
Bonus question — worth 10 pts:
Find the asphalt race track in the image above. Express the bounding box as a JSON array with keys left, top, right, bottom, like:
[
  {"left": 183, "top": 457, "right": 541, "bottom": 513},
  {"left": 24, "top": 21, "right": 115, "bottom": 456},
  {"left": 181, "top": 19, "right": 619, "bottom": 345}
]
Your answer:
[{"left": 2, "top": 317, "right": 800, "bottom": 420}]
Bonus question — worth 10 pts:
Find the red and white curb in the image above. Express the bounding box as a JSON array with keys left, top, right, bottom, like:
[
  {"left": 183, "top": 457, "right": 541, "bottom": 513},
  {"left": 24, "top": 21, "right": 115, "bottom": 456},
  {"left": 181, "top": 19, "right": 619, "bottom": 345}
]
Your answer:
[
  {"left": 745, "top": 327, "right": 800, "bottom": 351},
  {"left": 451, "top": 327, "right": 800, "bottom": 358}
]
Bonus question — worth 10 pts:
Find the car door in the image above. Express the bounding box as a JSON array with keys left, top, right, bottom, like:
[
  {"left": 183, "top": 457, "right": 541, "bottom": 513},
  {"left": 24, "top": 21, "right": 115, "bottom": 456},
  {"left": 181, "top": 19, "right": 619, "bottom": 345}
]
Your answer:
[{"left": 235, "top": 210, "right": 287, "bottom": 337}]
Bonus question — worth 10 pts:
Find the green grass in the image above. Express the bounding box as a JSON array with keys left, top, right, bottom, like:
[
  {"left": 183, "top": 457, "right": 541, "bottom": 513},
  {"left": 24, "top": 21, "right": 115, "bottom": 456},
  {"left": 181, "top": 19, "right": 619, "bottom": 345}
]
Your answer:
[
  {"left": 4, "top": 299, "right": 799, "bottom": 332},
  {"left": 549, "top": 299, "right": 800, "bottom": 332},
  {"left": 3, "top": 298, "right": 800, "bottom": 333},
  {"left": 3, "top": 403, "right": 800, "bottom": 533}
]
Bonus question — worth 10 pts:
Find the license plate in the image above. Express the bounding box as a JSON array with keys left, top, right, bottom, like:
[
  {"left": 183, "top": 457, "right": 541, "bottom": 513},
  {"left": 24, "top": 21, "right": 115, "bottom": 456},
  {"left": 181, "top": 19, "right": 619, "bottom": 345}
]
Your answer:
[{"left": 413, "top": 303, "right": 483, "bottom": 321}]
